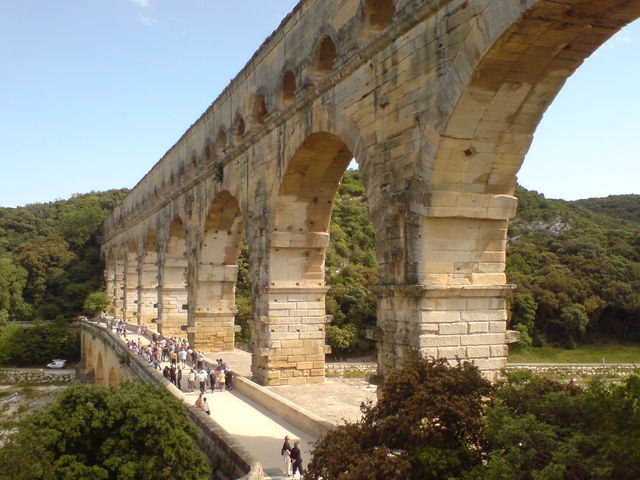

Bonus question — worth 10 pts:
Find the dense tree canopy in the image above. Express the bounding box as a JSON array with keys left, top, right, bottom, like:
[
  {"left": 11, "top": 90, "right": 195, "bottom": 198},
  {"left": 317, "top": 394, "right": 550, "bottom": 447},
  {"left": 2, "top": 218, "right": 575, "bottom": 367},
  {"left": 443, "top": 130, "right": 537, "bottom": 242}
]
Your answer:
[
  {"left": 305, "top": 357, "right": 640, "bottom": 480},
  {"left": 0, "top": 382, "right": 212, "bottom": 480},
  {"left": 0, "top": 189, "right": 128, "bottom": 321},
  {"left": 0, "top": 321, "right": 80, "bottom": 366},
  {"left": 1, "top": 173, "right": 638, "bottom": 352}
]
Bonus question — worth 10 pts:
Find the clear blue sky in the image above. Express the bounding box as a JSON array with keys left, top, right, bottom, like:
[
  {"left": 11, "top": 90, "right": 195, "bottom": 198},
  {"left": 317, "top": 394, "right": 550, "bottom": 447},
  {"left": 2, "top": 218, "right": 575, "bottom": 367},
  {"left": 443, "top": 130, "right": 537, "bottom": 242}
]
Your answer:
[{"left": 0, "top": 1, "right": 638, "bottom": 208}]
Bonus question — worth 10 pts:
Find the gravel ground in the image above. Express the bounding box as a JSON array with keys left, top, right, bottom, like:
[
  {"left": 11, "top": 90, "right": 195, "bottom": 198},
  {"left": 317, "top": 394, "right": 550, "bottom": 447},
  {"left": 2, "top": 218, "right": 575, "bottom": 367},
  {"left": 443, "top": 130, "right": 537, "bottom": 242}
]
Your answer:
[{"left": 267, "top": 377, "right": 378, "bottom": 424}]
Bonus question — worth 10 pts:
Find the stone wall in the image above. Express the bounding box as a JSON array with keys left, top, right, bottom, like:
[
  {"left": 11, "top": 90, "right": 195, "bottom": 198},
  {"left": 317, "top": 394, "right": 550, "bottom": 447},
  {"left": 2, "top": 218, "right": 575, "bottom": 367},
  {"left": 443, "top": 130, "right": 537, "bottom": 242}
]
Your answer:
[
  {"left": 0, "top": 368, "right": 76, "bottom": 384},
  {"left": 505, "top": 364, "right": 640, "bottom": 378},
  {"left": 100, "top": 0, "right": 640, "bottom": 385}
]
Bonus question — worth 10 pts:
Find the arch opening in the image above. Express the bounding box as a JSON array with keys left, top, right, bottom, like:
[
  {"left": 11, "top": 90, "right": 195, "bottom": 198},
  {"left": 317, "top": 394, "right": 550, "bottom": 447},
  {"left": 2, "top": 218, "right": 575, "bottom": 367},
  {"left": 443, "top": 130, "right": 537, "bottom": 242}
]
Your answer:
[
  {"left": 253, "top": 132, "right": 375, "bottom": 385},
  {"left": 95, "top": 352, "right": 104, "bottom": 385},
  {"left": 191, "top": 191, "right": 245, "bottom": 351},
  {"left": 315, "top": 36, "right": 337, "bottom": 74},
  {"left": 108, "top": 367, "right": 118, "bottom": 386},
  {"left": 138, "top": 228, "right": 158, "bottom": 326},
  {"left": 124, "top": 242, "right": 139, "bottom": 324},
  {"left": 216, "top": 129, "right": 228, "bottom": 157},
  {"left": 364, "top": 0, "right": 395, "bottom": 31},
  {"left": 281, "top": 70, "right": 296, "bottom": 106},
  {"left": 160, "top": 216, "right": 188, "bottom": 336},
  {"left": 253, "top": 94, "right": 268, "bottom": 125},
  {"left": 234, "top": 113, "right": 246, "bottom": 140}
]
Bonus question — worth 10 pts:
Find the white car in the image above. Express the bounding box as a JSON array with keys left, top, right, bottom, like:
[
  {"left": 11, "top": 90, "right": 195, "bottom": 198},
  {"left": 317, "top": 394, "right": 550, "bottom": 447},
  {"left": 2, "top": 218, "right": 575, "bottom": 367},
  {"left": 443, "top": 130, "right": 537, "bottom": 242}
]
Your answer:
[{"left": 46, "top": 359, "right": 67, "bottom": 369}]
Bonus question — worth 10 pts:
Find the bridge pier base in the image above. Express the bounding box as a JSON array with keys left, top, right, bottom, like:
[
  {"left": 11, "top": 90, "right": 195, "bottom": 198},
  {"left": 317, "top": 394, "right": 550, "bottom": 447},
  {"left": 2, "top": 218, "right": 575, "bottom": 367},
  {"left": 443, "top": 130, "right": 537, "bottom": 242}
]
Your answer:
[
  {"left": 377, "top": 284, "right": 513, "bottom": 382},
  {"left": 251, "top": 287, "right": 327, "bottom": 386},
  {"left": 138, "top": 286, "right": 158, "bottom": 326},
  {"left": 158, "top": 286, "right": 188, "bottom": 337},
  {"left": 189, "top": 311, "right": 235, "bottom": 351}
]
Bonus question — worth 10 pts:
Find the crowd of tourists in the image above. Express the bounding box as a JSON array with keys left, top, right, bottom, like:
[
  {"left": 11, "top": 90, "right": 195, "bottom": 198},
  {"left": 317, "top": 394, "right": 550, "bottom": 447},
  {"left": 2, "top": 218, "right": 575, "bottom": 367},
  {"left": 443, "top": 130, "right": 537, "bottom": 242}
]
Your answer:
[
  {"left": 107, "top": 319, "right": 304, "bottom": 479},
  {"left": 109, "top": 321, "right": 233, "bottom": 394}
]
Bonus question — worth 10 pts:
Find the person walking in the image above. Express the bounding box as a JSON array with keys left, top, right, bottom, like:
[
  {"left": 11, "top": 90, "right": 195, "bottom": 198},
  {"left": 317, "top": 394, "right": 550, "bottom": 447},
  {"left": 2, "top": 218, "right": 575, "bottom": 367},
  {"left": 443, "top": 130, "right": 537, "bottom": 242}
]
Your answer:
[
  {"left": 188, "top": 369, "right": 196, "bottom": 393},
  {"left": 198, "top": 369, "right": 207, "bottom": 393},
  {"left": 225, "top": 369, "right": 233, "bottom": 391},
  {"left": 290, "top": 441, "right": 303, "bottom": 479},
  {"left": 218, "top": 369, "right": 226, "bottom": 392},
  {"left": 177, "top": 367, "right": 183, "bottom": 391},
  {"left": 281, "top": 436, "right": 292, "bottom": 476},
  {"left": 179, "top": 348, "right": 188, "bottom": 368},
  {"left": 209, "top": 370, "right": 217, "bottom": 393}
]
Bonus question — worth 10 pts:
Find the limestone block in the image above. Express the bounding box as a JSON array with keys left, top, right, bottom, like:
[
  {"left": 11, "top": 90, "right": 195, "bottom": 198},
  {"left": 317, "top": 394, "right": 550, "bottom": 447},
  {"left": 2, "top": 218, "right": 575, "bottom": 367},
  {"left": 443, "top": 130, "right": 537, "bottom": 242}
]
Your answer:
[
  {"left": 468, "top": 322, "right": 489, "bottom": 333},
  {"left": 489, "top": 321, "right": 507, "bottom": 333},
  {"left": 438, "top": 323, "right": 468, "bottom": 335},
  {"left": 460, "top": 333, "right": 505, "bottom": 346},
  {"left": 419, "top": 311, "right": 461, "bottom": 324},
  {"left": 490, "top": 345, "right": 508, "bottom": 357},
  {"left": 420, "top": 335, "right": 461, "bottom": 347},
  {"left": 466, "top": 346, "right": 491, "bottom": 358},
  {"left": 436, "top": 346, "right": 467, "bottom": 359}
]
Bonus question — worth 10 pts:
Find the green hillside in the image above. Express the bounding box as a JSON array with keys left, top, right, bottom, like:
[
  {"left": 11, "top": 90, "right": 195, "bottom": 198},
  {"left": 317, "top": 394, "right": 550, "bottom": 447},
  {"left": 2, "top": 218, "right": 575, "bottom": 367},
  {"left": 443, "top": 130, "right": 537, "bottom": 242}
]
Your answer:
[
  {"left": 1, "top": 175, "right": 638, "bottom": 356},
  {"left": 0, "top": 190, "right": 129, "bottom": 323}
]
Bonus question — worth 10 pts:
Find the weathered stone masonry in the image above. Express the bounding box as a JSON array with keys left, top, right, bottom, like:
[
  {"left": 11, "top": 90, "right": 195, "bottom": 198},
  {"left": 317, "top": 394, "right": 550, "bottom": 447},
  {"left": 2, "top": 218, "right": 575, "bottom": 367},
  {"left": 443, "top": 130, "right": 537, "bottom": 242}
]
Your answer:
[{"left": 101, "top": 0, "right": 640, "bottom": 385}]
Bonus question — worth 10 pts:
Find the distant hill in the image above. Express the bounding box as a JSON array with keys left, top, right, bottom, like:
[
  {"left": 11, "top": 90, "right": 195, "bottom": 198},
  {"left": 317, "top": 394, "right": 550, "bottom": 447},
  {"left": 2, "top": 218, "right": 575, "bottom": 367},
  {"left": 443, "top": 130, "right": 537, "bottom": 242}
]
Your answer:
[
  {"left": 2, "top": 178, "right": 638, "bottom": 353},
  {"left": 0, "top": 189, "right": 129, "bottom": 322},
  {"left": 574, "top": 195, "right": 640, "bottom": 226}
]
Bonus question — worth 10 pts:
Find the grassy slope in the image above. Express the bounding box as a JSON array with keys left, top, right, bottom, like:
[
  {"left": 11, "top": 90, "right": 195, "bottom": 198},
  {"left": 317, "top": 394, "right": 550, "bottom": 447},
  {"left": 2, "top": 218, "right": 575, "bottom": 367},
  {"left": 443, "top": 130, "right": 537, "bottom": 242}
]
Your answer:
[{"left": 508, "top": 343, "right": 640, "bottom": 363}]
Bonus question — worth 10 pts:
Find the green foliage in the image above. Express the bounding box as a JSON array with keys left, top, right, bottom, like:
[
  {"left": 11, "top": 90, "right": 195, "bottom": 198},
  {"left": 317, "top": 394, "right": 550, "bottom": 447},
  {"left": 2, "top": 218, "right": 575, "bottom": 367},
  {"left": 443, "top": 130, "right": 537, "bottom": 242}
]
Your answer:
[
  {"left": 0, "top": 323, "right": 79, "bottom": 366},
  {"left": 306, "top": 358, "right": 640, "bottom": 480},
  {"left": 304, "top": 356, "right": 492, "bottom": 480},
  {"left": 0, "top": 189, "right": 128, "bottom": 321},
  {"left": 83, "top": 291, "right": 111, "bottom": 317},
  {"left": 465, "top": 371, "right": 640, "bottom": 480},
  {"left": 0, "top": 382, "right": 212, "bottom": 480},
  {"left": 507, "top": 186, "right": 640, "bottom": 346}
]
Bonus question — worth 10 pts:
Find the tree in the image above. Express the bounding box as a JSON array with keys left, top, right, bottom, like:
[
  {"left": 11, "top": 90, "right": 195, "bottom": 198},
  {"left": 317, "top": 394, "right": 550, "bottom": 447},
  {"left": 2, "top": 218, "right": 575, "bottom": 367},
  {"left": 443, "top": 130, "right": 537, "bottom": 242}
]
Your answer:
[
  {"left": 304, "top": 356, "right": 492, "bottom": 480},
  {"left": 0, "top": 322, "right": 79, "bottom": 366},
  {"left": 0, "top": 382, "right": 212, "bottom": 480},
  {"left": 83, "top": 291, "right": 111, "bottom": 317},
  {"left": 466, "top": 370, "right": 640, "bottom": 480}
]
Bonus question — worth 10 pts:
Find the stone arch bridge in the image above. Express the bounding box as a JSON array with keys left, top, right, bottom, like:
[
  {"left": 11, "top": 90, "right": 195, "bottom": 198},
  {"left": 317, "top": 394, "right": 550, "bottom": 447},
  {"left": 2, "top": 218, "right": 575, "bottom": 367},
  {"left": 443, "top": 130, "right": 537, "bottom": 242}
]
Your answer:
[{"left": 101, "top": 0, "right": 640, "bottom": 385}]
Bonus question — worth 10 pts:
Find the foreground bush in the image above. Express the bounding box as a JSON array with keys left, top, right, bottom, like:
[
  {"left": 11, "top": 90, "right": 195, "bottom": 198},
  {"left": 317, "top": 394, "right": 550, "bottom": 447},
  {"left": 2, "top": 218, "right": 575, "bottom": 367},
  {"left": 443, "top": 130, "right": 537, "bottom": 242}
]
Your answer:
[
  {"left": 305, "top": 356, "right": 640, "bottom": 480},
  {"left": 0, "top": 382, "right": 212, "bottom": 480}
]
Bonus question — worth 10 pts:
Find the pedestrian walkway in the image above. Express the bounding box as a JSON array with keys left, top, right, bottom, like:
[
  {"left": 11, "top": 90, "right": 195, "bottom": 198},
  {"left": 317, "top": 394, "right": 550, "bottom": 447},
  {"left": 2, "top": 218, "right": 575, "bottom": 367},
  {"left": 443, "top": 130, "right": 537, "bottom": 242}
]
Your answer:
[{"left": 113, "top": 327, "right": 314, "bottom": 478}]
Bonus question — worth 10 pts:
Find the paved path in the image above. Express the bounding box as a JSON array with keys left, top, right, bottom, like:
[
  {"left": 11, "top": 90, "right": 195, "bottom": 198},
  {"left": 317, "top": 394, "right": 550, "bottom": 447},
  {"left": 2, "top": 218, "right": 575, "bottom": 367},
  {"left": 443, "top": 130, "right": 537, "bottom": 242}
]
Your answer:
[
  {"left": 200, "top": 349, "right": 378, "bottom": 425},
  {"left": 114, "top": 328, "right": 314, "bottom": 478}
]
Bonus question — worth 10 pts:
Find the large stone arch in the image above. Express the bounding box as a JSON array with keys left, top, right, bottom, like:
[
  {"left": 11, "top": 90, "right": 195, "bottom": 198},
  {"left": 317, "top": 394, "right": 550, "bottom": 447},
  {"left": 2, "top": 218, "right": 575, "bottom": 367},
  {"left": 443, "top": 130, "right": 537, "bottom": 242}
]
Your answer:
[
  {"left": 95, "top": 352, "right": 105, "bottom": 385},
  {"left": 100, "top": 0, "right": 640, "bottom": 384},
  {"left": 104, "top": 247, "right": 116, "bottom": 316},
  {"left": 124, "top": 240, "right": 139, "bottom": 324},
  {"left": 159, "top": 215, "right": 189, "bottom": 336},
  {"left": 189, "top": 190, "right": 244, "bottom": 351},
  {"left": 138, "top": 227, "right": 159, "bottom": 326},
  {"left": 426, "top": 0, "right": 640, "bottom": 192},
  {"left": 249, "top": 106, "right": 372, "bottom": 384},
  {"left": 380, "top": 0, "right": 640, "bottom": 376},
  {"left": 108, "top": 367, "right": 118, "bottom": 386},
  {"left": 114, "top": 246, "right": 126, "bottom": 321},
  {"left": 85, "top": 336, "right": 94, "bottom": 370}
]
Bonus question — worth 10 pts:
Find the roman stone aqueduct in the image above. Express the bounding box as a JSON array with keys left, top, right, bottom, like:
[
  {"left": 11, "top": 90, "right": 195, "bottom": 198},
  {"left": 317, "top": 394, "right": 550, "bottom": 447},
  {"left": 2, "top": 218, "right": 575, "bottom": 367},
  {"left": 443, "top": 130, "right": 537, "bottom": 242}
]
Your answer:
[{"left": 101, "top": 0, "right": 640, "bottom": 385}]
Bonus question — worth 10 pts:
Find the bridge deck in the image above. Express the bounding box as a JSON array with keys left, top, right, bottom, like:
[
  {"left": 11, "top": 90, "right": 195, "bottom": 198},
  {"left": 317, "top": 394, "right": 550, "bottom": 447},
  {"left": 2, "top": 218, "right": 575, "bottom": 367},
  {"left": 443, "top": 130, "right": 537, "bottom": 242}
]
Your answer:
[
  {"left": 122, "top": 329, "right": 314, "bottom": 478},
  {"left": 200, "top": 348, "right": 377, "bottom": 425}
]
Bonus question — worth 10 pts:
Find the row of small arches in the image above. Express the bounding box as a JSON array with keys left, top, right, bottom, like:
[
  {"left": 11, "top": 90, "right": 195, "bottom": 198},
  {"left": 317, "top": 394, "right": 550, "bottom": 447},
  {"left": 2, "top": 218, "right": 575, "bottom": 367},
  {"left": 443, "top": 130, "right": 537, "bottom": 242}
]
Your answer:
[{"left": 116, "top": 0, "right": 395, "bottom": 226}]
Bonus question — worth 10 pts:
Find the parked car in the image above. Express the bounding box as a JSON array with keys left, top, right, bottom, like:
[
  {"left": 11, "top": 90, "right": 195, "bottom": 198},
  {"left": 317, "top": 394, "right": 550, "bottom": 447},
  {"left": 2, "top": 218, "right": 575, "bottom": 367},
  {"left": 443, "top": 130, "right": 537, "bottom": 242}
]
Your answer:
[{"left": 46, "top": 359, "right": 67, "bottom": 369}]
